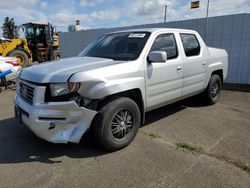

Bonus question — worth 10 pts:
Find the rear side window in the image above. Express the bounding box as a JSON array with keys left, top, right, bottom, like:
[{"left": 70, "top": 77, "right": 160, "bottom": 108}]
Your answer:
[
  {"left": 150, "top": 33, "right": 178, "bottom": 60},
  {"left": 180, "top": 34, "right": 200, "bottom": 57}
]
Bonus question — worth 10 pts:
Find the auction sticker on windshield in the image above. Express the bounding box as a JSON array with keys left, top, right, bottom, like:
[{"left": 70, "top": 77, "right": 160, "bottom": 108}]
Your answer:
[{"left": 128, "top": 33, "right": 146, "bottom": 38}]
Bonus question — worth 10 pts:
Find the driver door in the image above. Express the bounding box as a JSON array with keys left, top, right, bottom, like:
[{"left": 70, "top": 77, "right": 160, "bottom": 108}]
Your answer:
[{"left": 145, "top": 33, "right": 183, "bottom": 110}]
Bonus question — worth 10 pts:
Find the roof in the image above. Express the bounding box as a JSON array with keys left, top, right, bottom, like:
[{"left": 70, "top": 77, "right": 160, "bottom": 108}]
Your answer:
[{"left": 110, "top": 28, "right": 195, "bottom": 34}]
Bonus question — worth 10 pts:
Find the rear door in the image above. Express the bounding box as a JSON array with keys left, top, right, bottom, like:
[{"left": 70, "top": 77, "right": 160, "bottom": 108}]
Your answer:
[
  {"left": 145, "top": 33, "right": 183, "bottom": 110},
  {"left": 180, "top": 33, "right": 207, "bottom": 96}
]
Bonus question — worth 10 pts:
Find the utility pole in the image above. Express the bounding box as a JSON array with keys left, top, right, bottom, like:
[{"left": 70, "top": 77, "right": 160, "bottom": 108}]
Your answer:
[
  {"left": 164, "top": 5, "right": 168, "bottom": 23},
  {"left": 204, "top": 0, "right": 210, "bottom": 42}
]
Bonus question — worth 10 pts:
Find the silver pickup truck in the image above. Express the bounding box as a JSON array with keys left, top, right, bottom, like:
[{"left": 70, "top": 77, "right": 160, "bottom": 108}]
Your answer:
[{"left": 14, "top": 28, "right": 228, "bottom": 151}]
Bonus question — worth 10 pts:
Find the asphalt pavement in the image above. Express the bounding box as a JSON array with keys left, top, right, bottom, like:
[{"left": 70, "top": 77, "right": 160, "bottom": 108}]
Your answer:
[{"left": 0, "top": 89, "right": 249, "bottom": 188}]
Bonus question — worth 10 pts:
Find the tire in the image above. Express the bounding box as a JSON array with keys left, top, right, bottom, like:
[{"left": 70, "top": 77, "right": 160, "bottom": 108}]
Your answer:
[
  {"left": 53, "top": 50, "right": 60, "bottom": 60},
  {"left": 8, "top": 49, "right": 29, "bottom": 68},
  {"left": 0, "top": 78, "right": 4, "bottom": 86},
  {"left": 203, "top": 74, "right": 222, "bottom": 105},
  {"left": 93, "top": 97, "right": 141, "bottom": 151}
]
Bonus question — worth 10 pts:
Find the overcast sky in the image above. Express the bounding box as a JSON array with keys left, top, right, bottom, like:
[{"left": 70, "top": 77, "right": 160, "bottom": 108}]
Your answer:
[{"left": 0, "top": 0, "right": 249, "bottom": 35}]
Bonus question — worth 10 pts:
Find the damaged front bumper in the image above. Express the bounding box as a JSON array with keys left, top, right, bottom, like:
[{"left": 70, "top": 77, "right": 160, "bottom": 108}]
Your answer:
[{"left": 14, "top": 82, "right": 97, "bottom": 143}]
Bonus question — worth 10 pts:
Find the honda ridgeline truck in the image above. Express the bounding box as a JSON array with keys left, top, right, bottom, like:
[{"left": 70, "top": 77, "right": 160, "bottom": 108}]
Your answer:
[{"left": 14, "top": 28, "right": 228, "bottom": 151}]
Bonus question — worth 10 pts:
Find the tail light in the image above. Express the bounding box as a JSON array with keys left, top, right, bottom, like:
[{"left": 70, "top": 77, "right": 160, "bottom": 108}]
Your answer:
[{"left": 6, "top": 61, "right": 20, "bottom": 66}]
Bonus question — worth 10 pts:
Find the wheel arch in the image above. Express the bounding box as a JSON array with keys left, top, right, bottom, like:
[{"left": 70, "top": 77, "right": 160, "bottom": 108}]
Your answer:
[
  {"left": 204, "top": 69, "right": 224, "bottom": 89},
  {"left": 97, "top": 88, "right": 145, "bottom": 125},
  {"left": 211, "top": 69, "right": 223, "bottom": 85},
  {"left": 7, "top": 48, "right": 31, "bottom": 58}
]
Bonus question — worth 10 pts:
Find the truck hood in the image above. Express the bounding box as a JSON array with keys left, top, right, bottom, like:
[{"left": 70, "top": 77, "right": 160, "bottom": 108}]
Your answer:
[{"left": 20, "top": 56, "right": 122, "bottom": 83}]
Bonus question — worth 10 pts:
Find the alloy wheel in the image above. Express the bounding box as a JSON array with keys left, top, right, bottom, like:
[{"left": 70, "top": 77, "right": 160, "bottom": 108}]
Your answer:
[{"left": 111, "top": 109, "right": 134, "bottom": 140}]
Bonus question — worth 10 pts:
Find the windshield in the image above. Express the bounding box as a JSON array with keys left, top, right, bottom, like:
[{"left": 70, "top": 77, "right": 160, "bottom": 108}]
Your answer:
[
  {"left": 79, "top": 32, "right": 151, "bottom": 61},
  {"left": 24, "top": 27, "right": 35, "bottom": 38}
]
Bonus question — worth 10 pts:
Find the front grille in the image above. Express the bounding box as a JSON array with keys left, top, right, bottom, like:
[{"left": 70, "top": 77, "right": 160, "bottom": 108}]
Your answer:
[{"left": 19, "top": 81, "right": 35, "bottom": 104}]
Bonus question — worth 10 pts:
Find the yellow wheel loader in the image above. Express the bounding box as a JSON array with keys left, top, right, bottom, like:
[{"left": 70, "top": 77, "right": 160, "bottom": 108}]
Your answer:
[
  {"left": 0, "top": 22, "right": 60, "bottom": 68},
  {"left": 0, "top": 38, "right": 31, "bottom": 67}
]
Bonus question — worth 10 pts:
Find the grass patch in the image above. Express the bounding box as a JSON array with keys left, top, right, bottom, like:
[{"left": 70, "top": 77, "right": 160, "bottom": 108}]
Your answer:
[
  {"left": 140, "top": 130, "right": 161, "bottom": 139},
  {"left": 176, "top": 142, "right": 204, "bottom": 154}
]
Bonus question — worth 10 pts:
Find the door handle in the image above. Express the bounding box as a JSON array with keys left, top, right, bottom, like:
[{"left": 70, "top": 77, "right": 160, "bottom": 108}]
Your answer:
[
  {"left": 202, "top": 62, "right": 207, "bottom": 66},
  {"left": 177, "top": 66, "right": 183, "bottom": 72}
]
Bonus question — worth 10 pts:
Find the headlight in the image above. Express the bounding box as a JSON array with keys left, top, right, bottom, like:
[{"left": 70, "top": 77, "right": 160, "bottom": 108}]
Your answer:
[{"left": 50, "top": 82, "right": 80, "bottom": 97}]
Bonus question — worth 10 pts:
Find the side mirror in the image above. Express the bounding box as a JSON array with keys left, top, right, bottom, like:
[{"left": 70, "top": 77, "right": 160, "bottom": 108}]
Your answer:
[{"left": 148, "top": 51, "right": 167, "bottom": 63}]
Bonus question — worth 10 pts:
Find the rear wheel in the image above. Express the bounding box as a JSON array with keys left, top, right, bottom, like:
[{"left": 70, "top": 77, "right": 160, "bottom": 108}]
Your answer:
[
  {"left": 8, "top": 49, "right": 29, "bottom": 68},
  {"left": 203, "top": 74, "right": 222, "bottom": 105},
  {"left": 53, "top": 50, "right": 60, "bottom": 60},
  {"left": 93, "top": 97, "right": 141, "bottom": 151}
]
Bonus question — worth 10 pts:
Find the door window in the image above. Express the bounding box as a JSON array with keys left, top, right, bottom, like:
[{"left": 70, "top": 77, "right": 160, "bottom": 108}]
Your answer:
[
  {"left": 180, "top": 34, "right": 200, "bottom": 57},
  {"left": 150, "top": 33, "right": 178, "bottom": 60}
]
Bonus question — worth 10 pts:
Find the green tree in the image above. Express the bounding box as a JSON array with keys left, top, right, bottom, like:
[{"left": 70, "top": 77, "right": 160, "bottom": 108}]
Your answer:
[
  {"left": 1, "top": 17, "right": 19, "bottom": 39},
  {"left": 68, "top": 24, "right": 76, "bottom": 32}
]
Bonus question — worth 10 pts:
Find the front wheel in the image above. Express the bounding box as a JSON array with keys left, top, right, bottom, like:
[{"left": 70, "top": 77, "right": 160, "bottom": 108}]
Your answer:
[
  {"left": 8, "top": 49, "right": 29, "bottom": 68},
  {"left": 93, "top": 97, "right": 141, "bottom": 151},
  {"left": 203, "top": 74, "right": 222, "bottom": 105}
]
